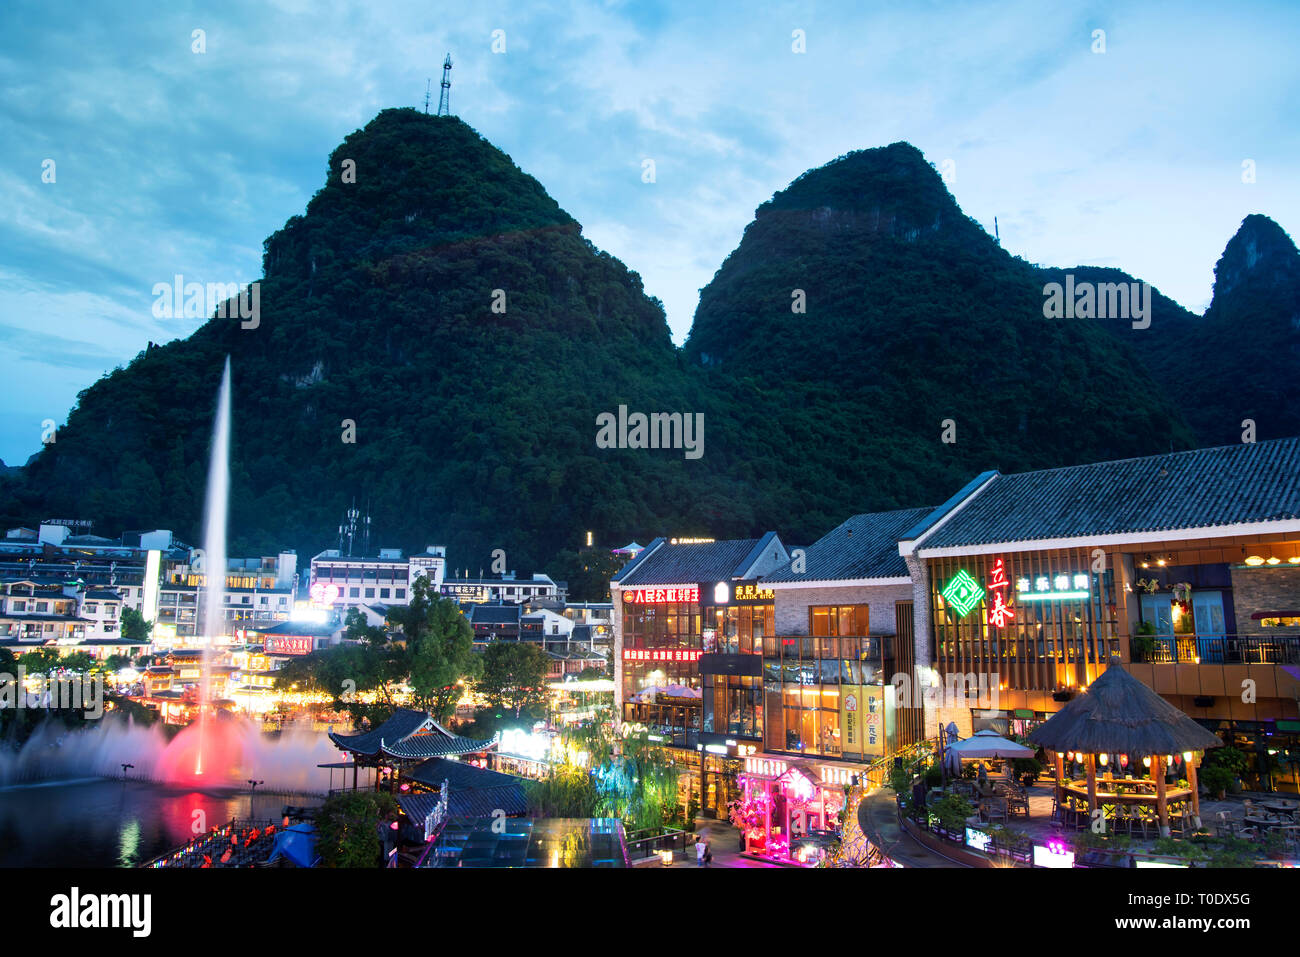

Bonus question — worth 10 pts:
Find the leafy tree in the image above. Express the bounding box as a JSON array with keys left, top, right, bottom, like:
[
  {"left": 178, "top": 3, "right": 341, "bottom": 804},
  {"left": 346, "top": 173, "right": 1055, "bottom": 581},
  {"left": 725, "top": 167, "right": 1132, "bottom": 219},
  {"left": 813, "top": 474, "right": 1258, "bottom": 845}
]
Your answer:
[
  {"left": 545, "top": 547, "right": 628, "bottom": 602},
  {"left": 315, "top": 791, "right": 398, "bottom": 868},
  {"left": 17, "top": 648, "right": 60, "bottom": 675},
  {"left": 405, "top": 594, "right": 477, "bottom": 720},
  {"left": 120, "top": 607, "right": 153, "bottom": 641},
  {"left": 476, "top": 641, "right": 551, "bottom": 718}
]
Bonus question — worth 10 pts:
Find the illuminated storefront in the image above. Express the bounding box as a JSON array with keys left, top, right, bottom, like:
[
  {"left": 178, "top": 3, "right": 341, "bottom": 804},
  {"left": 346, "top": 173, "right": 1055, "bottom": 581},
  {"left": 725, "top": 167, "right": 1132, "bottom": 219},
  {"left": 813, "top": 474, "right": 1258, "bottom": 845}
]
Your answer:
[
  {"left": 736, "top": 756, "right": 854, "bottom": 866},
  {"left": 904, "top": 439, "right": 1300, "bottom": 793},
  {"left": 613, "top": 535, "right": 791, "bottom": 816}
]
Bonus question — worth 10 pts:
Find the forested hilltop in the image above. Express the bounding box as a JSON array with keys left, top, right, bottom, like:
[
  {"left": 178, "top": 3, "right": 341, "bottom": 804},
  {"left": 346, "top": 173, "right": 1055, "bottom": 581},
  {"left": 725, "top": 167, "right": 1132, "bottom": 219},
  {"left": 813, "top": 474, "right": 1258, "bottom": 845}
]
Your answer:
[{"left": 4, "top": 111, "right": 1294, "bottom": 571}]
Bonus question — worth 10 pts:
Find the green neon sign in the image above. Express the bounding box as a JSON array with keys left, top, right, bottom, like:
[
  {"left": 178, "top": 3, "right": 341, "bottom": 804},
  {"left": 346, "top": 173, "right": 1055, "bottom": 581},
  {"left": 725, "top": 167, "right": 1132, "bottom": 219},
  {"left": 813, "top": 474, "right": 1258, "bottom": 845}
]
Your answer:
[{"left": 941, "top": 569, "right": 984, "bottom": 617}]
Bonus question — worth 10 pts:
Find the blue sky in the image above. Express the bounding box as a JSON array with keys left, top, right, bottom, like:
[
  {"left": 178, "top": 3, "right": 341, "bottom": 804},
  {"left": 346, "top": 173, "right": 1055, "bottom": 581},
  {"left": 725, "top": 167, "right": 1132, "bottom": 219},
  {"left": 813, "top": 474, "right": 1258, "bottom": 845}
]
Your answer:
[{"left": 1, "top": 0, "right": 1297, "bottom": 465}]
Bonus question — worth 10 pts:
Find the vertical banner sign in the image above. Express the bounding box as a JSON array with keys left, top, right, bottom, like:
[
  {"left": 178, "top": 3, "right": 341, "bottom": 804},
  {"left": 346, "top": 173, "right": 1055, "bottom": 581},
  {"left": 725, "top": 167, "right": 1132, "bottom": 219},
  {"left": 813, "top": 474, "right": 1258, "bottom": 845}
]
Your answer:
[
  {"left": 863, "top": 686, "right": 884, "bottom": 757},
  {"left": 987, "top": 557, "right": 1015, "bottom": 629},
  {"left": 841, "top": 685, "right": 862, "bottom": 757}
]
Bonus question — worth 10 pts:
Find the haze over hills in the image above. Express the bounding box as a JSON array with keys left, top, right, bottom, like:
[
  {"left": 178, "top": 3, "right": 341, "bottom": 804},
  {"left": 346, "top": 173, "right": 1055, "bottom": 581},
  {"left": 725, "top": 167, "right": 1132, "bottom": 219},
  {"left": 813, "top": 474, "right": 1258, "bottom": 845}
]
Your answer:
[{"left": 2, "top": 111, "right": 1295, "bottom": 570}]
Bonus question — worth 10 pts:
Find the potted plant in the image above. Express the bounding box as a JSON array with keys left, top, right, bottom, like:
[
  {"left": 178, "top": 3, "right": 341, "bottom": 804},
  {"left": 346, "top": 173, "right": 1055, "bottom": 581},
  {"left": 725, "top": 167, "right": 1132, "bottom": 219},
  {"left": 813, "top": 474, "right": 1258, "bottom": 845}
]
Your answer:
[
  {"left": 927, "top": 793, "right": 974, "bottom": 840},
  {"left": 1012, "top": 756, "right": 1043, "bottom": 788},
  {"left": 1130, "top": 620, "right": 1157, "bottom": 662}
]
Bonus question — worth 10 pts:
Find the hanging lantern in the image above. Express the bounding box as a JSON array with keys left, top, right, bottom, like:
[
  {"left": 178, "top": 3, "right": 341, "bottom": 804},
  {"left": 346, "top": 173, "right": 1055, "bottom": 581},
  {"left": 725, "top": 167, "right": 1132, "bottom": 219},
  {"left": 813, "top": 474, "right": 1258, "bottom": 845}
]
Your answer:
[
  {"left": 1120, "top": 754, "right": 1129, "bottom": 768},
  {"left": 1183, "top": 751, "right": 1193, "bottom": 763},
  {"left": 1098, "top": 753, "right": 1108, "bottom": 766},
  {"left": 1173, "top": 753, "right": 1183, "bottom": 765}
]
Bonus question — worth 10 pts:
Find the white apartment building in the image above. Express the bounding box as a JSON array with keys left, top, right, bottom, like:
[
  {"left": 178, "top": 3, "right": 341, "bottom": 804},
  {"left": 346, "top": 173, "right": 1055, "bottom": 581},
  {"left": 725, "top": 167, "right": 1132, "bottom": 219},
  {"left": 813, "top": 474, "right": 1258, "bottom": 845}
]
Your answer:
[{"left": 309, "top": 545, "right": 447, "bottom": 612}]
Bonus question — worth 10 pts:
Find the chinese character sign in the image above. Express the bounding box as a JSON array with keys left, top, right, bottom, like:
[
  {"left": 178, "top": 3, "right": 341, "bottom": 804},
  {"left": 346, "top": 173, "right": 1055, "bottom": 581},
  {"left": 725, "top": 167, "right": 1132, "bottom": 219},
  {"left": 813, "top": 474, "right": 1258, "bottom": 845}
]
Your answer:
[{"left": 987, "top": 558, "right": 1015, "bottom": 628}]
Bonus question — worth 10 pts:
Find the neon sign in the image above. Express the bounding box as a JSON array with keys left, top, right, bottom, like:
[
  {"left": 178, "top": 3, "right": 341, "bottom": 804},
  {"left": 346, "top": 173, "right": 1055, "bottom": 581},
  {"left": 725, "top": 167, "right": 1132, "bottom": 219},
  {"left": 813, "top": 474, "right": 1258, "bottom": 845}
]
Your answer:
[
  {"left": 1016, "top": 573, "right": 1090, "bottom": 601},
  {"left": 265, "top": 635, "right": 314, "bottom": 656},
  {"left": 941, "top": 569, "right": 984, "bottom": 618},
  {"left": 622, "top": 586, "right": 699, "bottom": 604},
  {"left": 987, "top": 558, "right": 1015, "bottom": 628},
  {"left": 733, "top": 583, "right": 774, "bottom": 602},
  {"left": 309, "top": 582, "right": 339, "bottom": 606},
  {"left": 623, "top": 648, "right": 702, "bottom": 662}
]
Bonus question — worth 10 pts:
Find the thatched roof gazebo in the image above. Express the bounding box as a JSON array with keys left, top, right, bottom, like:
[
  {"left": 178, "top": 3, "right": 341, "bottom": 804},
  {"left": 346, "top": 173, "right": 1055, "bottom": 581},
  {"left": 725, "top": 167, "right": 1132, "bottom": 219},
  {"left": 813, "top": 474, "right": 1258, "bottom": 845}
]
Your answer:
[{"left": 1028, "top": 659, "right": 1222, "bottom": 836}]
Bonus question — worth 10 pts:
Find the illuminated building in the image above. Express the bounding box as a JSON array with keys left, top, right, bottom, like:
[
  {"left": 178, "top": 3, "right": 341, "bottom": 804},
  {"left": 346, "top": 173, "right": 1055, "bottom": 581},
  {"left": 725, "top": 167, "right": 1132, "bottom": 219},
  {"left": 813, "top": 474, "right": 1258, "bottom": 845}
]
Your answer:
[
  {"left": 309, "top": 545, "right": 447, "bottom": 612},
  {"left": 611, "top": 533, "right": 789, "bottom": 815},
  {"left": 898, "top": 437, "right": 1300, "bottom": 793}
]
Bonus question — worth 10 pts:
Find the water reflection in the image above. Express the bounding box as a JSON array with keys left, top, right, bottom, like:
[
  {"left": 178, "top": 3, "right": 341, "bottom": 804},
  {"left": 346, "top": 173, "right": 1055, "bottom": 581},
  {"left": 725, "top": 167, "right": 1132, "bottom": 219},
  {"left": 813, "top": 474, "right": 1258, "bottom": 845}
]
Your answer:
[{"left": 0, "top": 779, "right": 321, "bottom": 868}]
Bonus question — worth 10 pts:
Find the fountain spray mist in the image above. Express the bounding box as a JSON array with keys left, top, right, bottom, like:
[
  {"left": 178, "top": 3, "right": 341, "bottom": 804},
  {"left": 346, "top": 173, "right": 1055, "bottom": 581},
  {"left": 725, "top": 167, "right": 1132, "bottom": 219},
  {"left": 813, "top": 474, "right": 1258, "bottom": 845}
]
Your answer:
[{"left": 195, "top": 357, "right": 232, "bottom": 775}]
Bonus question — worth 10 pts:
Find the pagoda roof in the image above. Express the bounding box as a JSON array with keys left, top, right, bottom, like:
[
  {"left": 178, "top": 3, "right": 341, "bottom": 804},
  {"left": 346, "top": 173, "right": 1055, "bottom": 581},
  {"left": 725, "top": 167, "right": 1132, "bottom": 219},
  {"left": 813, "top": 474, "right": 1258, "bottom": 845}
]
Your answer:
[{"left": 328, "top": 708, "right": 495, "bottom": 760}]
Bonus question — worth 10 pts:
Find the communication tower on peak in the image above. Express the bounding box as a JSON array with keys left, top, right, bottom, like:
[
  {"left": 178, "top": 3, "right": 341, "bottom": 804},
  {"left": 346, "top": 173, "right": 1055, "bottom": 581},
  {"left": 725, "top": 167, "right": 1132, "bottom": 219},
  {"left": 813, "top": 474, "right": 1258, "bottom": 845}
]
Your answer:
[
  {"left": 424, "top": 78, "right": 432, "bottom": 114},
  {"left": 437, "top": 53, "right": 452, "bottom": 116}
]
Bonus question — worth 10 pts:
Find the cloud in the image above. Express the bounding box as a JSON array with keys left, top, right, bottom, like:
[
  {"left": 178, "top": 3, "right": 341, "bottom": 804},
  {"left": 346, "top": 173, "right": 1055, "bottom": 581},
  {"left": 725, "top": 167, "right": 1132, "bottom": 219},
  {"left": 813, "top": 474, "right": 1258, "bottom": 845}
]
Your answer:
[{"left": 0, "top": 0, "right": 1297, "bottom": 464}]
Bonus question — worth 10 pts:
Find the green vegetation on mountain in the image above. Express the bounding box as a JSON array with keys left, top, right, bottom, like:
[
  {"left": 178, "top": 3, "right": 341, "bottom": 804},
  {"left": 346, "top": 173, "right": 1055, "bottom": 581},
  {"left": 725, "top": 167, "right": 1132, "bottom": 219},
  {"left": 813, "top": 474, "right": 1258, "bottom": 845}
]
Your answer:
[{"left": 3, "top": 115, "right": 1294, "bottom": 565}]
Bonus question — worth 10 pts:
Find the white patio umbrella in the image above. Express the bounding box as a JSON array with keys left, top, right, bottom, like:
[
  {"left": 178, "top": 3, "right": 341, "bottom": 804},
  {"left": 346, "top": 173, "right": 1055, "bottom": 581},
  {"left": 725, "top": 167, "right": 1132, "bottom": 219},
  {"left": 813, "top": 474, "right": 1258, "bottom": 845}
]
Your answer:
[{"left": 946, "top": 728, "right": 1035, "bottom": 760}]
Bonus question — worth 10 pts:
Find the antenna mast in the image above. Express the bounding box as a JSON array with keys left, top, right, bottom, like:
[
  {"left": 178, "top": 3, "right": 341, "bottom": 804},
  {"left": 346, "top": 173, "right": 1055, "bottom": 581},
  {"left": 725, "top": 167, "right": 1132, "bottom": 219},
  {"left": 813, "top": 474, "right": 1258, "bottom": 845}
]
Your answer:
[
  {"left": 424, "top": 78, "right": 431, "bottom": 114},
  {"left": 437, "top": 53, "right": 452, "bottom": 116}
]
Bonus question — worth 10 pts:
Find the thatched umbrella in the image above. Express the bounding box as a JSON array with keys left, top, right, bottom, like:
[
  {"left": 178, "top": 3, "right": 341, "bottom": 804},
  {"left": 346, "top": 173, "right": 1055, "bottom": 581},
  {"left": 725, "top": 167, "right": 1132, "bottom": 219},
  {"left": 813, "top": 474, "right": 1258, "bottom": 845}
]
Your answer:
[{"left": 1028, "top": 658, "right": 1222, "bottom": 835}]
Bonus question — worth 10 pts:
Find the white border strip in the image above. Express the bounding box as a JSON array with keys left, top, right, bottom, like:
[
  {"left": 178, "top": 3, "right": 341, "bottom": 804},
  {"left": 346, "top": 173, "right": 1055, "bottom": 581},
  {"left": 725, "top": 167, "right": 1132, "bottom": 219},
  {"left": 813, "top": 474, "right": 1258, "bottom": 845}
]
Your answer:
[{"left": 916, "top": 519, "right": 1300, "bottom": 558}]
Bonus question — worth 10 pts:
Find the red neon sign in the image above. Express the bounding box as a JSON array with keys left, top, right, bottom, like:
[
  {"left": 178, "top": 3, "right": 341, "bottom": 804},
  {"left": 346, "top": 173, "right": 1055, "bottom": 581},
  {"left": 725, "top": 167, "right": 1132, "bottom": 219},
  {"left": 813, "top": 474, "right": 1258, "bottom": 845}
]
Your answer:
[
  {"left": 265, "top": 635, "right": 314, "bottom": 656},
  {"left": 622, "top": 585, "right": 699, "bottom": 604},
  {"left": 622, "top": 648, "right": 703, "bottom": 662},
  {"left": 987, "top": 558, "right": 1015, "bottom": 629}
]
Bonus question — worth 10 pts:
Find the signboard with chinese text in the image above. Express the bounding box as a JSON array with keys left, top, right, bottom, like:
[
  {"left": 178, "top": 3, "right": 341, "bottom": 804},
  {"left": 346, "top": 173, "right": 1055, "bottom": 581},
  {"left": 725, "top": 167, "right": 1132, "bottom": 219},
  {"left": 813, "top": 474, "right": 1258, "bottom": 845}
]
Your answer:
[
  {"left": 264, "top": 635, "right": 314, "bottom": 656},
  {"left": 622, "top": 648, "right": 702, "bottom": 663},
  {"left": 622, "top": 585, "right": 699, "bottom": 604}
]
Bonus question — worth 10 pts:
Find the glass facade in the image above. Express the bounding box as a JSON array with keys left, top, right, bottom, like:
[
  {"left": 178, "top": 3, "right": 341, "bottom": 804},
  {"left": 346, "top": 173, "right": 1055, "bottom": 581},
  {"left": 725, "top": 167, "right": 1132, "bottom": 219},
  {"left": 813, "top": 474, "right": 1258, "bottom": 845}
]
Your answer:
[
  {"left": 621, "top": 594, "right": 703, "bottom": 741},
  {"left": 761, "top": 605, "right": 893, "bottom": 759}
]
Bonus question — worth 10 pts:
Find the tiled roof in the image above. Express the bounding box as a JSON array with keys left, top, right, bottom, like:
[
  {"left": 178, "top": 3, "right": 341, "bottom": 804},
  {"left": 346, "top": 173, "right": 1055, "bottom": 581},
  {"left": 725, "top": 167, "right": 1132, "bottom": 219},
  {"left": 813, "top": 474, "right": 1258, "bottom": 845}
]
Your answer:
[
  {"left": 615, "top": 537, "right": 768, "bottom": 586},
  {"left": 469, "top": 605, "right": 521, "bottom": 625},
  {"left": 254, "top": 620, "right": 337, "bottom": 637},
  {"left": 328, "top": 709, "right": 494, "bottom": 759},
  {"left": 398, "top": 785, "right": 528, "bottom": 821},
  {"left": 406, "top": 757, "right": 526, "bottom": 791},
  {"left": 920, "top": 437, "right": 1300, "bottom": 549},
  {"left": 764, "top": 507, "right": 933, "bottom": 582}
]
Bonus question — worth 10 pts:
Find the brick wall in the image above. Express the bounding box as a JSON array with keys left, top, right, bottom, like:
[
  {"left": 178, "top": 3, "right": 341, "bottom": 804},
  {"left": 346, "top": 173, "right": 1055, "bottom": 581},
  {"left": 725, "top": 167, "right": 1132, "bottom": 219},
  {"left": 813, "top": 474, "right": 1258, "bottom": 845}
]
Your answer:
[
  {"left": 772, "top": 583, "right": 913, "bottom": 635},
  {"left": 1230, "top": 566, "right": 1300, "bottom": 635}
]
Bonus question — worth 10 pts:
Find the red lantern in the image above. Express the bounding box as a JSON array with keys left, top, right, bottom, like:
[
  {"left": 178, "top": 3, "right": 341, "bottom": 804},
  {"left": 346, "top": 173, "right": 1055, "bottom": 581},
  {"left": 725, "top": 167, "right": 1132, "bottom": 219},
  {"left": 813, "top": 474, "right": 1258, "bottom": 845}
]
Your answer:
[{"left": 1119, "top": 754, "right": 1128, "bottom": 768}]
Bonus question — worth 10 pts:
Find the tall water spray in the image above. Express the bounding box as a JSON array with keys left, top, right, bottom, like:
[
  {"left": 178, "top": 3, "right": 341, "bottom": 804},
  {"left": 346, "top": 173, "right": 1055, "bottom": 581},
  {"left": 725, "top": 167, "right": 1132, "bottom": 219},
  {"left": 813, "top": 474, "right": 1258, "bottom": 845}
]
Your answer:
[{"left": 195, "top": 357, "right": 232, "bottom": 775}]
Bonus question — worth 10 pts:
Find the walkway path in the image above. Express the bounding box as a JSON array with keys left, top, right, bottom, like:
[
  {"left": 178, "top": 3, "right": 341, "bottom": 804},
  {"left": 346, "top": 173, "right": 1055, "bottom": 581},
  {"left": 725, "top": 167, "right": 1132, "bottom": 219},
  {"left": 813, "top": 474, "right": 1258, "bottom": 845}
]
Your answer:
[{"left": 857, "top": 788, "right": 970, "bottom": 868}]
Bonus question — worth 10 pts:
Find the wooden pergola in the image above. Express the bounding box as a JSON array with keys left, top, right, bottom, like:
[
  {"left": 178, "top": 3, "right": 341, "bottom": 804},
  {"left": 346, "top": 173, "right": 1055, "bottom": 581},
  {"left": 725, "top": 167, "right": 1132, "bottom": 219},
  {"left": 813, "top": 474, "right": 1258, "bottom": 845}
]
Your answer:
[{"left": 1028, "top": 658, "right": 1222, "bottom": 837}]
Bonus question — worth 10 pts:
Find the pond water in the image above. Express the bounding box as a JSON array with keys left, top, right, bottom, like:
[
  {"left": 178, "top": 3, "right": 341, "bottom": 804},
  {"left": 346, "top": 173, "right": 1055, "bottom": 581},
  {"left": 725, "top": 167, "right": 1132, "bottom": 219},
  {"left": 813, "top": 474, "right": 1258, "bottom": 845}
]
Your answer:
[{"left": 0, "top": 778, "right": 322, "bottom": 868}]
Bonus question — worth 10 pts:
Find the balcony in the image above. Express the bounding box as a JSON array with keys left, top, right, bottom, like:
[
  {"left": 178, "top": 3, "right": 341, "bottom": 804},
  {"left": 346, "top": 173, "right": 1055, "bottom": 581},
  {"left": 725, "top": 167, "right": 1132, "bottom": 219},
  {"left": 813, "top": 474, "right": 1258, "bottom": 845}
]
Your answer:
[{"left": 1132, "top": 633, "right": 1300, "bottom": 665}]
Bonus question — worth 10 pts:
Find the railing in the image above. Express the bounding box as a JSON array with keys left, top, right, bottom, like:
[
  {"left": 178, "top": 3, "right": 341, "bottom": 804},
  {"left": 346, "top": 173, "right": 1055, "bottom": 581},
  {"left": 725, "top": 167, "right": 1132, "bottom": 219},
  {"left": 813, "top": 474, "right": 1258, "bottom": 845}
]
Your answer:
[
  {"left": 898, "top": 794, "right": 1033, "bottom": 866},
  {"left": 1134, "top": 633, "right": 1300, "bottom": 665},
  {"left": 625, "top": 826, "right": 690, "bottom": 862}
]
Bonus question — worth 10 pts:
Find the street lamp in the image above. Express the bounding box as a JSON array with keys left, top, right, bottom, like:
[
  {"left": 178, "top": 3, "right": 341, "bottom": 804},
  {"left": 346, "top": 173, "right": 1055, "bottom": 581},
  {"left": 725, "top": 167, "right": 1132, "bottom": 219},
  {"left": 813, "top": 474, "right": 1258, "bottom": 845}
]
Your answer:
[{"left": 121, "top": 763, "right": 134, "bottom": 778}]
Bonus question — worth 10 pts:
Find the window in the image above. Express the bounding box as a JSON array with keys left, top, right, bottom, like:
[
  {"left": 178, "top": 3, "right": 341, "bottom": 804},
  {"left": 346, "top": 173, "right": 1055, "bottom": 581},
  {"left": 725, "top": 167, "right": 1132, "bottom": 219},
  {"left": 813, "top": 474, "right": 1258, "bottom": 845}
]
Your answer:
[
  {"left": 395, "top": 588, "right": 406, "bottom": 599},
  {"left": 365, "top": 588, "right": 375, "bottom": 598},
  {"left": 380, "top": 588, "right": 390, "bottom": 599},
  {"left": 85, "top": 603, "right": 98, "bottom": 614},
  {"left": 810, "top": 605, "right": 869, "bottom": 636},
  {"left": 349, "top": 588, "right": 360, "bottom": 598}
]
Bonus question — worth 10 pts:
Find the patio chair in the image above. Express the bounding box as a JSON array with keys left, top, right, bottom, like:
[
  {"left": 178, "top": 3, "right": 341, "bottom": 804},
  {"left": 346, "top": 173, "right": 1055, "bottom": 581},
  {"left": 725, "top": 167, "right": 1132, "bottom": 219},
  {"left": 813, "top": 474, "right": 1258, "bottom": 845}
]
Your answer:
[
  {"left": 1133, "top": 804, "right": 1158, "bottom": 840},
  {"left": 1214, "top": 810, "right": 1239, "bottom": 838},
  {"left": 983, "top": 798, "right": 1008, "bottom": 826}
]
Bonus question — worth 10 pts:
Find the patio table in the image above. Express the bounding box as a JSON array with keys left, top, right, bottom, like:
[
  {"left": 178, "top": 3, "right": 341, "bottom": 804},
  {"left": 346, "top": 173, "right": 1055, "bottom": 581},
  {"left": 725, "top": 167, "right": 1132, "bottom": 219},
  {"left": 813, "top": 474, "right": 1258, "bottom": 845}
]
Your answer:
[{"left": 1064, "top": 783, "right": 1192, "bottom": 806}]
